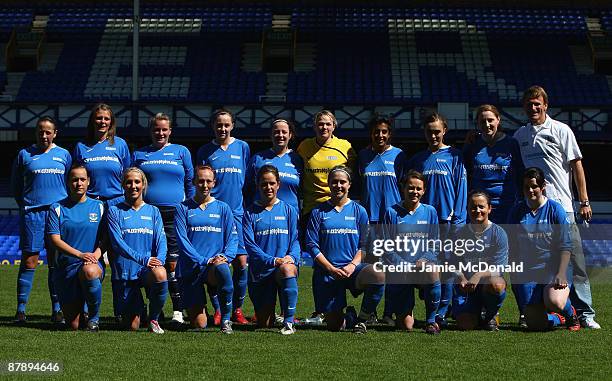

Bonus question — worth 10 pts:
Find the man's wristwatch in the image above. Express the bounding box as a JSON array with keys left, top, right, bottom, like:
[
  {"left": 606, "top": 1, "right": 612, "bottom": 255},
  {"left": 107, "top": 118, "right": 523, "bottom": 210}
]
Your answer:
[{"left": 580, "top": 200, "right": 590, "bottom": 207}]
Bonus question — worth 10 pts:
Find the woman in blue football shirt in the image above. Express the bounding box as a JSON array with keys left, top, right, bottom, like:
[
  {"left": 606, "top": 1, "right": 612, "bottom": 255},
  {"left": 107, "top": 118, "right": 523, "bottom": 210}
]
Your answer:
[
  {"left": 508, "top": 167, "right": 579, "bottom": 331},
  {"left": 462, "top": 105, "right": 523, "bottom": 223},
  {"left": 133, "top": 112, "right": 195, "bottom": 325},
  {"left": 306, "top": 166, "right": 384, "bottom": 333},
  {"left": 72, "top": 103, "right": 131, "bottom": 320},
  {"left": 107, "top": 168, "right": 168, "bottom": 334},
  {"left": 244, "top": 165, "right": 300, "bottom": 335},
  {"left": 196, "top": 109, "right": 250, "bottom": 325},
  {"left": 451, "top": 190, "right": 508, "bottom": 331},
  {"left": 47, "top": 165, "right": 104, "bottom": 331},
  {"left": 245, "top": 119, "right": 302, "bottom": 213},
  {"left": 382, "top": 170, "right": 442, "bottom": 334},
  {"left": 12, "top": 116, "right": 72, "bottom": 324},
  {"left": 174, "top": 165, "right": 237, "bottom": 334}
]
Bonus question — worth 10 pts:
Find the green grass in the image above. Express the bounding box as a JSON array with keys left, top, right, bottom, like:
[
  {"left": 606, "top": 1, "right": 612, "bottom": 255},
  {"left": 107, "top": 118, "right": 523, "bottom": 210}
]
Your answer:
[{"left": 0, "top": 266, "right": 611, "bottom": 380}]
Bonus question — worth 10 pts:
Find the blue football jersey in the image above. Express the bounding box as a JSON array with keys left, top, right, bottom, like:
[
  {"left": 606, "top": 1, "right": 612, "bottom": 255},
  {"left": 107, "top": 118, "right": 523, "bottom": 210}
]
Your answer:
[
  {"left": 406, "top": 146, "right": 467, "bottom": 225},
  {"left": 245, "top": 149, "right": 303, "bottom": 212},
  {"left": 244, "top": 199, "right": 300, "bottom": 281},
  {"left": 382, "top": 202, "right": 440, "bottom": 263},
  {"left": 12, "top": 144, "right": 72, "bottom": 209},
  {"left": 507, "top": 198, "right": 572, "bottom": 275},
  {"left": 359, "top": 146, "right": 406, "bottom": 223},
  {"left": 47, "top": 197, "right": 105, "bottom": 270},
  {"left": 132, "top": 143, "right": 195, "bottom": 207},
  {"left": 174, "top": 198, "right": 237, "bottom": 277},
  {"left": 195, "top": 138, "right": 250, "bottom": 217},
  {"left": 107, "top": 202, "right": 167, "bottom": 280},
  {"left": 72, "top": 137, "right": 131, "bottom": 199},
  {"left": 453, "top": 222, "right": 509, "bottom": 278},
  {"left": 306, "top": 200, "right": 369, "bottom": 268},
  {"left": 463, "top": 135, "right": 524, "bottom": 223}
]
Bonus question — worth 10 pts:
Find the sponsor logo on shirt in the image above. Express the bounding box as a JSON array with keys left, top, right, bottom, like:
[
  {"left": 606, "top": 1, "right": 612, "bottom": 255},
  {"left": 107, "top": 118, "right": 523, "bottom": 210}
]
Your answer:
[
  {"left": 256, "top": 228, "right": 289, "bottom": 236},
  {"left": 216, "top": 167, "right": 242, "bottom": 174},
  {"left": 123, "top": 228, "right": 153, "bottom": 234},
  {"left": 191, "top": 225, "right": 222, "bottom": 233},
  {"left": 89, "top": 213, "right": 99, "bottom": 223},
  {"left": 423, "top": 169, "right": 448, "bottom": 176},
  {"left": 141, "top": 160, "right": 178, "bottom": 166},
  {"left": 323, "top": 228, "right": 358, "bottom": 234},
  {"left": 32, "top": 168, "right": 65, "bottom": 174},
  {"left": 327, "top": 156, "right": 337, "bottom": 160},
  {"left": 279, "top": 172, "right": 298, "bottom": 180},
  {"left": 84, "top": 156, "right": 119, "bottom": 163}
]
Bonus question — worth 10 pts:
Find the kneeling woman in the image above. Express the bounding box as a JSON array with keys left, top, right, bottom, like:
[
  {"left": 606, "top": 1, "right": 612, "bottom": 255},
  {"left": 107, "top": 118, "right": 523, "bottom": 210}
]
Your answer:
[
  {"left": 47, "top": 165, "right": 104, "bottom": 331},
  {"left": 244, "top": 165, "right": 300, "bottom": 335},
  {"left": 451, "top": 190, "right": 508, "bottom": 331},
  {"left": 382, "top": 170, "right": 441, "bottom": 334},
  {"left": 174, "top": 165, "right": 237, "bottom": 333},
  {"left": 107, "top": 168, "right": 168, "bottom": 334},
  {"left": 508, "top": 167, "right": 579, "bottom": 331},
  {"left": 306, "top": 166, "right": 384, "bottom": 333}
]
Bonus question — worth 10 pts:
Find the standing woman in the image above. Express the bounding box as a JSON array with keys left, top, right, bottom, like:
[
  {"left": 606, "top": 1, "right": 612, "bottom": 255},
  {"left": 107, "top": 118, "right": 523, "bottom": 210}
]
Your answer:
[
  {"left": 196, "top": 109, "right": 250, "bottom": 325},
  {"left": 244, "top": 165, "right": 300, "bottom": 334},
  {"left": 72, "top": 104, "right": 130, "bottom": 320},
  {"left": 174, "top": 165, "right": 237, "bottom": 333},
  {"left": 47, "top": 165, "right": 104, "bottom": 331},
  {"left": 359, "top": 116, "right": 405, "bottom": 324},
  {"left": 133, "top": 112, "right": 195, "bottom": 325},
  {"left": 358, "top": 115, "right": 405, "bottom": 223},
  {"left": 73, "top": 103, "right": 131, "bottom": 202},
  {"left": 245, "top": 119, "right": 302, "bottom": 212},
  {"left": 306, "top": 166, "right": 384, "bottom": 333},
  {"left": 297, "top": 110, "right": 357, "bottom": 221},
  {"left": 406, "top": 112, "right": 467, "bottom": 327},
  {"left": 462, "top": 105, "right": 523, "bottom": 223},
  {"left": 107, "top": 168, "right": 168, "bottom": 334},
  {"left": 12, "top": 116, "right": 72, "bottom": 324},
  {"left": 451, "top": 190, "right": 508, "bottom": 331}
]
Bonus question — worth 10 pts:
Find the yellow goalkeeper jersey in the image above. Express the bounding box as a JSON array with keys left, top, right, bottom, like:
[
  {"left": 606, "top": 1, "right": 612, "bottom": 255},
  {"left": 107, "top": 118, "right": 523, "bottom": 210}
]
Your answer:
[{"left": 297, "top": 136, "right": 356, "bottom": 215}]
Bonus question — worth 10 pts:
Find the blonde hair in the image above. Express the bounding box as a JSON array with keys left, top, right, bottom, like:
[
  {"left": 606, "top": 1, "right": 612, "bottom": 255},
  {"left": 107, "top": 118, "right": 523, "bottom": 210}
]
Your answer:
[{"left": 122, "top": 167, "right": 148, "bottom": 195}]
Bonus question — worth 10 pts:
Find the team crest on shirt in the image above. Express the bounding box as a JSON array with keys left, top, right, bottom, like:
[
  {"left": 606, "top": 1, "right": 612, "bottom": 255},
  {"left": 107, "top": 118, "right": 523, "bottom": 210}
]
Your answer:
[
  {"left": 417, "top": 220, "right": 427, "bottom": 224},
  {"left": 274, "top": 216, "right": 286, "bottom": 221},
  {"left": 105, "top": 146, "right": 117, "bottom": 150},
  {"left": 327, "top": 156, "right": 337, "bottom": 160},
  {"left": 52, "top": 157, "right": 65, "bottom": 163},
  {"left": 209, "top": 213, "right": 220, "bottom": 218},
  {"left": 345, "top": 216, "right": 355, "bottom": 221},
  {"left": 284, "top": 163, "right": 295, "bottom": 168},
  {"left": 230, "top": 155, "right": 241, "bottom": 159},
  {"left": 384, "top": 160, "right": 394, "bottom": 165},
  {"left": 436, "top": 158, "right": 447, "bottom": 163},
  {"left": 141, "top": 216, "right": 152, "bottom": 220},
  {"left": 89, "top": 213, "right": 99, "bottom": 223},
  {"left": 163, "top": 152, "right": 174, "bottom": 156}
]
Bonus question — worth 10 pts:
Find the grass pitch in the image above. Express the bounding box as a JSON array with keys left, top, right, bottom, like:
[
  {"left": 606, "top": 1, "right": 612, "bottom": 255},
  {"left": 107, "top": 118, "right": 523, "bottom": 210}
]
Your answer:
[{"left": 0, "top": 266, "right": 611, "bottom": 380}]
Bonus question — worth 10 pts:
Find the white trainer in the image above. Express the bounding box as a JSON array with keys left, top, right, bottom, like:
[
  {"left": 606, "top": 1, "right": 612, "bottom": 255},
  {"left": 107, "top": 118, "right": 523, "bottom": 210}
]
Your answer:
[
  {"left": 172, "top": 310, "right": 185, "bottom": 325},
  {"left": 221, "top": 320, "right": 233, "bottom": 334},
  {"left": 280, "top": 322, "right": 296, "bottom": 335},
  {"left": 581, "top": 318, "right": 601, "bottom": 329},
  {"left": 149, "top": 320, "right": 164, "bottom": 334}
]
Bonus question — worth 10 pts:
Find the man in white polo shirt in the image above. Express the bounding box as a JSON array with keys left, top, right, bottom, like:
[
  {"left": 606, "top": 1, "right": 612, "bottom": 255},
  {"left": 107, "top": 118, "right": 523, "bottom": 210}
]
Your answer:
[{"left": 513, "top": 85, "right": 599, "bottom": 329}]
